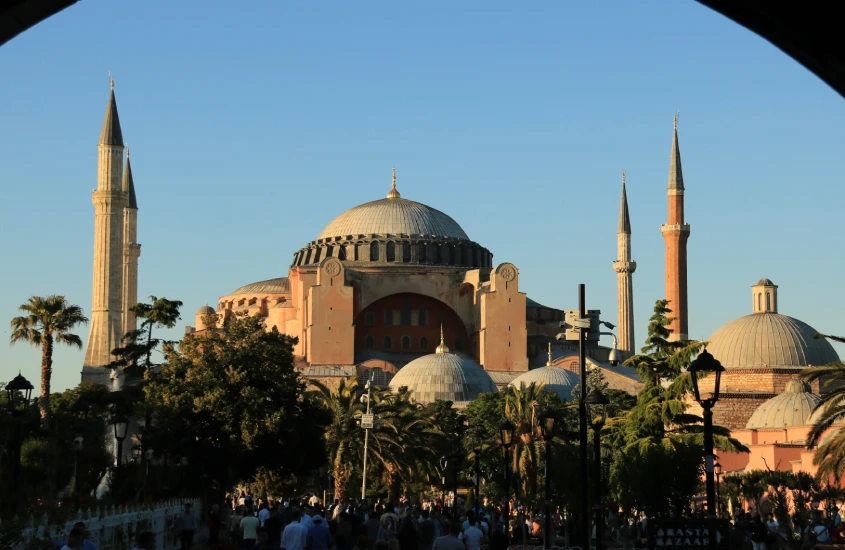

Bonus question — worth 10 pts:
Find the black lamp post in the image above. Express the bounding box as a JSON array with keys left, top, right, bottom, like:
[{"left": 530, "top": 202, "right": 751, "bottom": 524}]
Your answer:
[
  {"left": 451, "top": 445, "right": 461, "bottom": 518},
  {"left": 539, "top": 410, "right": 557, "bottom": 550},
  {"left": 473, "top": 435, "right": 482, "bottom": 522},
  {"left": 5, "top": 372, "right": 33, "bottom": 514},
  {"left": 111, "top": 413, "right": 129, "bottom": 497},
  {"left": 440, "top": 456, "right": 448, "bottom": 510},
  {"left": 500, "top": 420, "right": 515, "bottom": 538},
  {"left": 714, "top": 461, "right": 722, "bottom": 517},
  {"left": 69, "top": 397, "right": 89, "bottom": 502},
  {"left": 688, "top": 349, "right": 725, "bottom": 517},
  {"left": 585, "top": 390, "right": 610, "bottom": 550}
]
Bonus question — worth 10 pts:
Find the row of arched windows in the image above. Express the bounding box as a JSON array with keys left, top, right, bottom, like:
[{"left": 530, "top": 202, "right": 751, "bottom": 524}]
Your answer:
[
  {"left": 363, "top": 334, "right": 464, "bottom": 352},
  {"left": 364, "top": 306, "right": 429, "bottom": 327},
  {"left": 755, "top": 292, "right": 773, "bottom": 311},
  {"left": 293, "top": 240, "right": 493, "bottom": 268}
]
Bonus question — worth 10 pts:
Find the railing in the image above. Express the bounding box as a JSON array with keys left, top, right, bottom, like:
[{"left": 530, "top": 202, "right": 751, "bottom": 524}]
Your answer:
[{"left": 10, "top": 498, "right": 202, "bottom": 550}]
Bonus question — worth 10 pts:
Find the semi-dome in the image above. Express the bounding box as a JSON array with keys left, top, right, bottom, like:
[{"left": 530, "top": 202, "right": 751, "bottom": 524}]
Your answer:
[
  {"left": 389, "top": 330, "right": 497, "bottom": 406},
  {"left": 745, "top": 379, "right": 821, "bottom": 429},
  {"left": 707, "top": 279, "right": 839, "bottom": 369},
  {"left": 317, "top": 171, "right": 469, "bottom": 241},
  {"left": 229, "top": 277, "right": 291, "bottom": 296},
  {"left": 510, "top": 345, "right": 580, "bottom": 400},
  {"left": 196, "top": 305, "right": 215, "bottom": 315}
]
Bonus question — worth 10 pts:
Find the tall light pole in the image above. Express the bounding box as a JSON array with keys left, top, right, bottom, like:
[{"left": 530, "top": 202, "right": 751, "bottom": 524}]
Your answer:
[
  {"left": 111, "top": 413, "right": 129, "bottom": 499},
  {"left": 5, "top": 372, "right": 33, "bottom": 515},
  {"left": 714, "top": 461, "right": 722, "bottom": 517},
  {"left": 360, "top": 374, "right": 375, "bottom": 501},
  {"left": 585, "top": 390, "right": 610, "bottom": 550},
  {"left": 539, "top": 410, "right": 557, "bottom": 550},
  {"left": 688, "top": 349, "right": 725, "bottom": 517},
  {"left": 500, "top": 420, "right": 515, "bottom": 539},
  {"left": 439, "top": 456, "right": 448, "bottom": 510},
  {"left": 473, "top": 435, "right": 481, "bottom": 521}
]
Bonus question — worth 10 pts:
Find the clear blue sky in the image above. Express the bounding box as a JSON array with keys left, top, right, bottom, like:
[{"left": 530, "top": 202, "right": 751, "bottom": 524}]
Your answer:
[{"left": 1, "top": 1, "right": 844, "bottom": 393}]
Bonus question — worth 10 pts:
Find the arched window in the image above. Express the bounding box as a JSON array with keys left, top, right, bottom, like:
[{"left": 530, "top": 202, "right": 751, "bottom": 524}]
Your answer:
[
  {"left": 402, "top": 242, "right": 411, "bottom": 263},
  {"left": 304, "top": 248, "right": 312, "bottom": 264},
  {"left": 384, "top": 308, "right": 394, "bottom": 326},
  {"left": 338, "top": 245, "right": 347, "bottom": 261},
  {"left": 365, "top": 312, "right": 375, "bottom": 327},
  {"left": 449, "top": 247, "right": 456, "bottom": 265},
  {"left": 420, "top": 336, "right": 429, "bottom": 350},
  {"left": 325, "top": 245, "right": 333, "bottom": 258},
  {"left": 401, "top": 300, "right": 412, "bottom": 326},
  {"left": 360, "top": 368, "right": 393, "bottom": 387},
  {"left": 313, "top": 247, "right": 322, "bottom": 263},
  {"left": 386, "top": 242, "right": 396, "bottom": 262},
  {"left": 383, "top": 335, "right": 393, "bottom": 350},
  {"left": 419, "top": 308, "right": 427, "bottom": 326},
  {"left": 440, "top": 246, "right": 449, "bottom": 264},
  {"left": 365, "top": 335, "right": 375, "bottom": 349},
  {"left": 418, "top": 243, "right": 427, "bottom": 263},
  {"left": 757, "top": 293, "right": 762, "bottom": 311},
  {"left": 766, "top": 292, "right": 771, "bottom": 311},
  {"left": 401, "top": 335, "right": 411, "bottom": 350},
  {"left": 370, "top": 242, "right": 380, "bottom": 261}
]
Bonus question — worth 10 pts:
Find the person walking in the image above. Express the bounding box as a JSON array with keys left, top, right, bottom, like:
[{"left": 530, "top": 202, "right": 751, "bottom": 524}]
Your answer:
[
  {"left": 432, "top": 522, "right": 464, "bottom": 550},
  {"left": 307, "top": 515, "right": 333, "bottom": 550},
  {"left": 242, "top": 507, "right": 261, "bottom": 549},
  {"left": 281, "top": 509, "right": 308, "bottom": 550},
  {"left": 179, "top": 503, "right": 198, "bottom": 550}
]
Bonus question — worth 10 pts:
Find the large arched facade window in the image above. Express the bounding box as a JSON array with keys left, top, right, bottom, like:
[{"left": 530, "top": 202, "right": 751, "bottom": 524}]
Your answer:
[
  {"left": 766, "top": 292, "right": 771, "bottom": 311},
  {"left": 370, "top": 242, "right": 380, "bottom": 261},
  {"left": 386, "top": 242, "right": 396, "bottom": 262},
  {"left": 420, "top": 336, "right": 429, "bottom": 350},
  {"left": 402, "top": 242, "right": 411, "bottom": 263},
  {"left": 383, "top": 335, "right": 393, "bottom": 349},
  {"left": 401, "top": 335, "right": 411, "bottom": 350},
  {"left": 418, "top": 243, "right": 427, "bottom": 263}
]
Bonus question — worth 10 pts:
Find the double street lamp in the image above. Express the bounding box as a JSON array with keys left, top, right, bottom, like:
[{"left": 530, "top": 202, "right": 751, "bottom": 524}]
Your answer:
[
  {"left": 538, "top": 410, "right": 558, "bottom": 550},
  {"left": 111, "top": 413, "right": 129, "bottom": 497},
  {"left": 714, "top": 461, "right": 723, "bottom": 517},
  {"left": 439, "top": 456, "right": 448, "bottom": 510},
  {"left": 500, "top": 420, "right": 515, "bottom": 538},
  {"left": 585, "top": 390, "right": 610, "bottom": 550},
  {"left": 5, "top": 372, "right": 33, "bottom": 514},
  {"left": 688, "top": 349, "right": 725, "bottom": 517}
]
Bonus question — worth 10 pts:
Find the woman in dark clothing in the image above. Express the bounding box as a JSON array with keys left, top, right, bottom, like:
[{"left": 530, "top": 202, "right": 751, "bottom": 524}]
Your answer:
[{"left": 398, "top": 517, "right": 418, "bottom": 550}]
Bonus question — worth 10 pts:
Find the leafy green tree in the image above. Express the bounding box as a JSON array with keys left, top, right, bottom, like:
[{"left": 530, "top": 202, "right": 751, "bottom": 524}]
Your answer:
[
  {"left": 110, "top": 296, "right": 183, "bottom": 375},
  {"left": 9, "top": 295, "right": 88, "bottom": 429},
  {"left": 607, "top": 299, "right": 747, "bottom": 518},
  {"left": 800, "top": 333, "right": 845, "bottom": 481},
  {"left": 145, "top": 312, "right": 329, "bottom": 498},
  {"left": 586, "top": 365, "right": 609, "bottom": 393}
]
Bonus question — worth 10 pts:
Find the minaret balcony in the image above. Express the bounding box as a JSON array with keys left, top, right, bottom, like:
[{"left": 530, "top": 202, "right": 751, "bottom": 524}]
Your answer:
[
  {"left": 660, "top": 223, "right": 690, "bottom": 234},
  {"left": 613, "top": 261, "right": 637, "bottom": 273}
]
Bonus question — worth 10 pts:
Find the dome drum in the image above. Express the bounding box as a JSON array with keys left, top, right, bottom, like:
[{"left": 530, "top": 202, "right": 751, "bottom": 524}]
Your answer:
[{"left": 292, "top": 236, "right": 493, "bottom": 269}]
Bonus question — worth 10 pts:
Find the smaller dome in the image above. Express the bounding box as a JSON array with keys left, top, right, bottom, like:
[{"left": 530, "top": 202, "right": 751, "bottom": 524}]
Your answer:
[
  {"left": 229, "top": 277, "right": 291, "bottom": 295},
  {"left": 746, "top": 379, "right": 821, "bottom": 429},
  {"left": 196, "top": 305, "right": 215, "bottom": 315},
  {"left": 755, "top": 278, "right": 776, "bottom": 286},
  {"left": 389, "top": 352, "right": 497, "bottom": 406},
  {"left": 510, "top": 367, "right": 580, "bottom": 401}
]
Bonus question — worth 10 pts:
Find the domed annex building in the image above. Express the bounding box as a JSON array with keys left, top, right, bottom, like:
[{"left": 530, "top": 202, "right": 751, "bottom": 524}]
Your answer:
[
  {"left": 188, "top": 171, "right": 532, "bottom": 393},
  {"left": 689, "top": 279, "right": 840, "bottom": 432}
]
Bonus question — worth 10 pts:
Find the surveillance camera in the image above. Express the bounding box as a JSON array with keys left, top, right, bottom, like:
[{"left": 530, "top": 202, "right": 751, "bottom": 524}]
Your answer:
[
  {"left": 608, "top": 347, "right": 620, "bottom": 366},
  {"left": 555, "top": 333, "right": 565, "bottom": 341}
]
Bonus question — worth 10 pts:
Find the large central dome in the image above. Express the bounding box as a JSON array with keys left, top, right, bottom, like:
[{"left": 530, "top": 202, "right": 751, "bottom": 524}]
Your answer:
[{"left": 317, "top": 171, "right": 469, "bottom": 240}]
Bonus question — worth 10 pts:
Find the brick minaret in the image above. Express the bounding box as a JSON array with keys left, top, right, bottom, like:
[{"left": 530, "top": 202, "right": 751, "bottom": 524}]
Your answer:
[
  {"left": 661, "top": 113, "right": 690, "bottom": 341},
  {"left": 82, "top": 78, "right": 127, "bottom": 385},
  {"left": 613, "top": 171, "right": 636, "bottom": 357},
  {"left": 121, "top": 149, "right": 141, "bottom": 336}
]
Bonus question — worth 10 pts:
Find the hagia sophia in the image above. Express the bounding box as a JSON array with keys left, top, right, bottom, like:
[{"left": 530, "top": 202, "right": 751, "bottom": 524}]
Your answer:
[{"left": 81, "top": 86, "right": 841, "bottom": 478}]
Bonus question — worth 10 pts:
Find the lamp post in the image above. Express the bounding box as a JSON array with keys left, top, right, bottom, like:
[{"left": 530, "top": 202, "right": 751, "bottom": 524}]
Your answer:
[
  {"left": 714, "top": 461, "right": 722, "bottom": 517},
  {"left": 69, "top": 397, "right": 89, "bottom": 503},
  {"left": 360, "top": 374, "right": 374, "bottom": 501},
  {"left": 111, "top": 413, "right": 129, "bottom": 498},
  {"left": 500, "top": 420, "right": 515, "bottom": 538},
  {"left": 585, "top": 390, "right": 610, "bottom": 550},
  {"left": 451, "top": 446, "right": 461, "bottom": 517},
  {"left": 539, "top": 410, "right": 557, "bottom": 550},
  {"left": 473, "top": 434, "right": 482, "bottom": 522},
  {"left": 440, "top": 456, "right": 448, "bottom": 510},
  {"left": 5, "top": 372, "right": 33, "bottom": 514},
  {"left": 688, "top": 349, "right": 725, "bottom": 517}
]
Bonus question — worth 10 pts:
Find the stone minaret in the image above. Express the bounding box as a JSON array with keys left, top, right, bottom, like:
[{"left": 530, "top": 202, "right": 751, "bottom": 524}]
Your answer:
[
  {"left": 121, "top": 149, "right": 141, "bottom": 336},
  {"left": 613, "top": 171, "right": 636, "bottom": 357},
  {"left": 82, "top": 79, "right": 127, "bottom": 385},
  {"left": 661, "top": 113, "right": 690, "bottom": 341}
]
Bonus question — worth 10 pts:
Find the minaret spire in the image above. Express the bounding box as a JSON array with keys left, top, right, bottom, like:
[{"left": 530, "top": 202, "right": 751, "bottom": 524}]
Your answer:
[
  {"left": 613, "top": 170, "right": 636, "bottom": 357},
  {"left": 122, "top": 147, "right": 141, "bottom": 337},
  {"left": 83, "top": 81, "right": 128, "bottom": 385},
  {"left": 387, "top": 166, "right": 401, "bottom": 199},
  {"left": 661, "top": 114, "right": 691, "bottom": 341},
  {"left": 546, "top": 342, "right": 554, "bottom": 367}
]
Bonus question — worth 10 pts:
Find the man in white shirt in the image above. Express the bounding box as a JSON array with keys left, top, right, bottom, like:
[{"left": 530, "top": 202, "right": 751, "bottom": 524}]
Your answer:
[
  {"left": 281, "top": 509, "right": 308, "bottom": 550},
  {"left": 258, "top": 503, "right": 271, "bottom": 527},
  {"left": 458, "top": 518, "right": 484, "bottom": 550}
]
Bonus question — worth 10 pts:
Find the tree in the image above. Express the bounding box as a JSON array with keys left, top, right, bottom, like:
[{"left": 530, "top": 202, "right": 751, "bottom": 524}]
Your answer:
[
  {"left": 145, "top": 312, "right": 329, "bottom": 497},
  {"left": 607, "top": 299, "right": 747, "bottom": 518},
  {"left": 800, "top": 333, "right": 845, "bottom": 480},
  {"left": 109, "top": 296, "right": 183, "bottom": 375},
  {"left": 10, "top": 295, "right": 88, "bottom": 429}
]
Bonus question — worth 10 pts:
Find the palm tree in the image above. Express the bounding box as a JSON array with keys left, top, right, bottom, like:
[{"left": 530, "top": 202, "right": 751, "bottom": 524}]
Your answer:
[
  {"left": 10, "top": 295, "right": 88, "bottom": 429},
  {"left": 800, "top": 333, "right": 845, "bottom": 480},
  {"left": 503, "top": 382, "right": 553, "bottom": 505}
]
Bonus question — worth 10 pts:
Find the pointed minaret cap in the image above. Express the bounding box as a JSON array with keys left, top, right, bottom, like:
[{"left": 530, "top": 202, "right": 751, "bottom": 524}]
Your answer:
[
  {"left": 100, "top": 75, "right": 124, "bottom": 146},
  {"left": 618, "top": 170, "right": 631, "bottom": 234},
  {"left": 545, "top": 342, "right": 555, "bottom": 367},
  {"left": 668, "top": 112, "right": 684, "bottom": 191},
  {"left": 123, "top": 148, "right": 138, "bottom": 209},
  {"left": 387, "top": 167, "right": 401, "bottom": 199},
  {"left": 435, "top": 324, "right": 450, "bottom": 354}
]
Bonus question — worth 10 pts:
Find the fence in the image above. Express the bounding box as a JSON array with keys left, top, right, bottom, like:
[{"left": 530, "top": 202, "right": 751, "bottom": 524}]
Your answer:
[{"left": 10, "top": 498, "right": 202, "bottom": 550}]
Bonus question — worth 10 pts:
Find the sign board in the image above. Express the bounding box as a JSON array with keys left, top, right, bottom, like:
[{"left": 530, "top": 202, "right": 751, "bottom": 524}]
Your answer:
[
  {"left": 647, "top": 519, "right": 730, "bottom": 550},
  {"left": 361, "top": 414, "right": 375, "bottom": 429}
]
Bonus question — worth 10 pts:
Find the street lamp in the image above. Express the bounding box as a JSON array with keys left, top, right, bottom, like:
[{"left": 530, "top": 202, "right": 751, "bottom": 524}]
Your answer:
[
  {"left": 111, "top": 413, "right": 129, "bottom": 497},
  {"left": 5, "top": 372, "right": 33, "bottom": 514},
  {"left": 500, "top": 420, "right": 515, "bottom": 538},
  {"left": 439, "top": 456, "right": 448, "bottom": 510},
  {"left": 359, "top": 373, "right": 375, "bottom": 501},
  {"left": 538, "top": 410, "right": 557, "bottom": 550},
  {"left": 585, "top": 390, "right": 610, "bottom": 550},
  {"left": 472, "top": 434, "right": 482, "bottom": 522},
  {"left": 714, "top": 461, "right": 723, "bottom": 517},
  {"left": 688, "top": 349, "right": 725, "bottom": 517}
]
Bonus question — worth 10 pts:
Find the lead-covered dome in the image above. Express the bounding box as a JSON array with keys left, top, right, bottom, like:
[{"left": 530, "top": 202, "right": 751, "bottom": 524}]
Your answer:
[
  {"left": 510, "top": 367, "right": 580, "bottom": 401},
  {"left": 707, "top": 279, "right": 839, "bottom": 369},
  {"left": 318, "top": 198, "right": 468, "bottom": 241},
  {"left": 389, "top": 333, "right": 497, "bottom": 406},
  {"left": 746, "top": 379, "right": 821, "bottom": 429}
]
